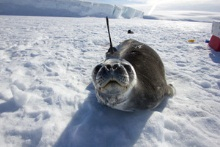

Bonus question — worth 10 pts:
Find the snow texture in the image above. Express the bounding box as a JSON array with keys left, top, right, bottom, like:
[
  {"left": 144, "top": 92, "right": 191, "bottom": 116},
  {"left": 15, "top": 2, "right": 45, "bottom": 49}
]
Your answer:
[
  {"left": 0, "top": 0, "right": 144, "bottom": 19},
  {"left": 0, "top": 15, "right": 220, "bottom": 147}
]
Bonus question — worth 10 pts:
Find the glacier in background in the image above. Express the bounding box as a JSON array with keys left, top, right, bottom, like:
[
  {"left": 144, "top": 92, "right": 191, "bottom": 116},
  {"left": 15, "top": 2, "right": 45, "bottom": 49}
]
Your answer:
[{"left": 0, "top": 0, "right": 144, "bottom": 18}]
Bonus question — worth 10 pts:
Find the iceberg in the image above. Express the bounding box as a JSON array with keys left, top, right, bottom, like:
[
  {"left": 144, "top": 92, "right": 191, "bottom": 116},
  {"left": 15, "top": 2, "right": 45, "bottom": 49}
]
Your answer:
[{"left": 0, "top": 0, "right": 144, "bottom": 18}]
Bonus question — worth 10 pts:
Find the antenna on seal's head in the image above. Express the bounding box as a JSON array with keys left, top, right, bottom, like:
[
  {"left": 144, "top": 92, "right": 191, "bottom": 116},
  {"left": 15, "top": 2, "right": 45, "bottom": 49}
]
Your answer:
[{"left": 106, "top": 17, "right": 117, "bottom": 55}]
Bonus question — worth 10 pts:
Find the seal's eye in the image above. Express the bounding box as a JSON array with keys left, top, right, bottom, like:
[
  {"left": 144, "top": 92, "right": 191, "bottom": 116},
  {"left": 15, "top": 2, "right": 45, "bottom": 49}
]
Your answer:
[
  {"left": 93, "top": 64, "right": 102, "bottom": 75},
  {"left": 130, "top": 50, "right": 140, "bottom": 56},
  {"left": 123, "top": 64, "right": 132, "bottom": 73}
]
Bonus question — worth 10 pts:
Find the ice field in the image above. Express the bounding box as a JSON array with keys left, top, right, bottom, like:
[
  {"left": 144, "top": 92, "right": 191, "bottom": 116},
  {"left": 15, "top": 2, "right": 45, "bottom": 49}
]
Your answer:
[{"left": 0, "top": 16, "right": 220, "bottom": 146}]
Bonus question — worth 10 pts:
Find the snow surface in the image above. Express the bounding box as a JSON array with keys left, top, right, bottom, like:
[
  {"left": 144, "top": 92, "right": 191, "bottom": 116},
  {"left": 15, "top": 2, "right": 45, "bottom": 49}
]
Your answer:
[
  {"left": 0, "top": 15, "right": 220, "bottom": 147},
  {"left": 0, "top": 0, "right": 144, "bottom": 18}
]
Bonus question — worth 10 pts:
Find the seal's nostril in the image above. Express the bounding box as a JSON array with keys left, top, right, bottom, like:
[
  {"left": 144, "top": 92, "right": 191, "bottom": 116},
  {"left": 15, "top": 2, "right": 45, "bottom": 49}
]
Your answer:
[
  {"left": 113, "top": 64, "right": 119, "bottom": 70},
  {"left": 105, "top": 64, "right": 112, "bottom": 70},
  {"left": 105, "top": 63, "right": 120, "bottom": 71}
]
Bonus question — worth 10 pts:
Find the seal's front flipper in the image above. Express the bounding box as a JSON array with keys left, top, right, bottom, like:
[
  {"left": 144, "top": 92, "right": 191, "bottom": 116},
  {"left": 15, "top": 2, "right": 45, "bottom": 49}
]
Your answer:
[{"left": 166, "top": 84, "right": 176, "bottom": 97}]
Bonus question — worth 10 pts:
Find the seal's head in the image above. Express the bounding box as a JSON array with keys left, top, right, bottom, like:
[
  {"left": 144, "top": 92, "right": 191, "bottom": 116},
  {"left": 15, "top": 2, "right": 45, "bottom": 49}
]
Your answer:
[{"left": 92, "top": 58, "right": 137, "bottom": 110}]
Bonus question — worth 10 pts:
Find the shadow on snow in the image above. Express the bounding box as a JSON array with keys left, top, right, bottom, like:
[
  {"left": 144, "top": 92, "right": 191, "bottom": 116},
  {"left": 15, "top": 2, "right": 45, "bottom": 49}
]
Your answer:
[
  {"left": 54, "top": 83, "right": 168, "bottom": 147},
  {"left": 0, "top": 98, "right": 19, "bottom": 114},
  {"left": 209, "top": 48, "right": 220, "bottom": 63}
]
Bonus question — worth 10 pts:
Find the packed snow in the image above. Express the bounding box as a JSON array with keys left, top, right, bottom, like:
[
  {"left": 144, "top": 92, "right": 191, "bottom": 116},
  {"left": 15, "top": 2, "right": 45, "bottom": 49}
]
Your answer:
[
  {"left": 0, "top": 15, "right": 220, "bottom": 147},
  {"left": 0, "top": 0, "right": 144, "bottom": 18}
]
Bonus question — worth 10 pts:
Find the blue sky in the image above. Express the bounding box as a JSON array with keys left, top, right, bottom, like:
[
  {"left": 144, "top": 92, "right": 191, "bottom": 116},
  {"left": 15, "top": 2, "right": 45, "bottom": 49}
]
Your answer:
[{"left": 86, "top": 0, "right": 220, "bottom": 14}]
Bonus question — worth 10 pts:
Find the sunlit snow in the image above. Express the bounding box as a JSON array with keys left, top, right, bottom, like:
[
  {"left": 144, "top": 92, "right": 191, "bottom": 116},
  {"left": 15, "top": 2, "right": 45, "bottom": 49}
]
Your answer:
[{"left": 0, "top": 15, "right": 220, "bottom": 147}]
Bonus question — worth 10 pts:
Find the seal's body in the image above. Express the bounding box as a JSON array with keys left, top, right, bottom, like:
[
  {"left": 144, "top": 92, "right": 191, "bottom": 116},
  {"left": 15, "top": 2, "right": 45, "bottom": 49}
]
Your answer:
[{"left": 92, "top": 39, "right": 174, "bottom": 111}]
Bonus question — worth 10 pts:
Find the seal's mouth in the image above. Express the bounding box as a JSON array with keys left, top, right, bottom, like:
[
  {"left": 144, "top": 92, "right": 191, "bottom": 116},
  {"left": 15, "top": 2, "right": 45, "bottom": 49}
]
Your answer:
[
  {"left": 103, "top": 81, "right": 120, "bottom": 87},
  {"left": 101, "top": 79, "right": 126, "bottom": 88},
  {"left": 98, "top": 80, "right": 127, "bottom": 95}
]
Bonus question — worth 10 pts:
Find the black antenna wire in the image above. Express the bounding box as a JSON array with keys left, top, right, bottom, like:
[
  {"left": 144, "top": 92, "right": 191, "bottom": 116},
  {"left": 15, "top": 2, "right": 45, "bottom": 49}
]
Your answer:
[
  {"left": 106, "top": 17, "right": 116, "bottom": 54},
  {"left": 106, "top": 17, "right": 113, "bottom": 49}
]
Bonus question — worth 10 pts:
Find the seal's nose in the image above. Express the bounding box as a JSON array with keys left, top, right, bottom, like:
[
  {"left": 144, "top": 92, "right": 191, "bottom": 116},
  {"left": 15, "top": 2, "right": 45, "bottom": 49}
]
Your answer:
[{"left": 105, "top": 63, "right": 120, "bottom": 71}]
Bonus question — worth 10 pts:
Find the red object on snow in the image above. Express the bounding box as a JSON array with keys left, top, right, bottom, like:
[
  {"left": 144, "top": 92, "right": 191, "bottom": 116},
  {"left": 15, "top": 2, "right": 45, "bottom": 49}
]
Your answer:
[{"left": 209, "top": 35, "right": 220, "bottom": 52}]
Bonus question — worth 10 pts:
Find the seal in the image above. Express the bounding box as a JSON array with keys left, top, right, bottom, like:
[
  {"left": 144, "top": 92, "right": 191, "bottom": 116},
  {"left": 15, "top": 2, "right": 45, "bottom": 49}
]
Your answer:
[{"left": 92, "top": 39, "right": 175, "bottom": 111}]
